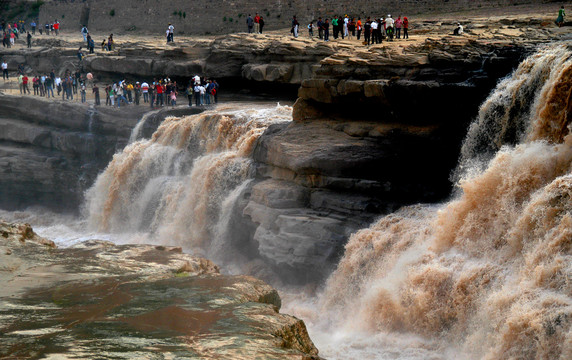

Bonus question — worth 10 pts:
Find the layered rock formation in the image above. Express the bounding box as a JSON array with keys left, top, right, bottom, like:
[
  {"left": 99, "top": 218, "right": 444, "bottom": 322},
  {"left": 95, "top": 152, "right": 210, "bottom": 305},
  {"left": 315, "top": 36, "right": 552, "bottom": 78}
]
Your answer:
[
  {"left": 1, "top": 13, "right": 570, "bottom": 284},
  {"left": 238, "top": 16, "right": 572, "bottom": 282},
  {"left": 0, "top": 94, "right": 201, "bottom": 210},
  {"left": 0, "top": 220, "right": 319, "bottom": 359}
]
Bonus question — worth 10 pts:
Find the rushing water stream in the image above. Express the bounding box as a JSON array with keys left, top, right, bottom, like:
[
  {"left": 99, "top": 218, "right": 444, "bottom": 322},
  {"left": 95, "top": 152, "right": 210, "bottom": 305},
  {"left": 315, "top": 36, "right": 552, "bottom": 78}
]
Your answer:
[{"left": 1, "top": 45, "right": 571, "bottom": 359}]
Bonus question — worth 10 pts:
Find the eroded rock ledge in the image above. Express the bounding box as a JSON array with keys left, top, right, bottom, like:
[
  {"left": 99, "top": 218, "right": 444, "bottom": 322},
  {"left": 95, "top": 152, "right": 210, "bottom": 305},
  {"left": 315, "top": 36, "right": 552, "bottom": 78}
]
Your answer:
[
  {"left": 240, "top": 18, "right": 571, "bottom": 282},
  {"left": 0, "top": 220, "right": 319, "bottom": 359}
]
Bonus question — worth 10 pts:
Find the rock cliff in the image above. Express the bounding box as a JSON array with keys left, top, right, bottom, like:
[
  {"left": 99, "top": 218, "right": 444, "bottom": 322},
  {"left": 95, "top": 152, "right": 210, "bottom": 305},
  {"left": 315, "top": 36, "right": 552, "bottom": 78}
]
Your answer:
[
  {"left": 0, "top": 220, "right": 319, "bottom": 359},
  {"left": 238, "top": 15, "right": 572, "bottom": 282},
  {"left": 1, "top": 12, "right": 570, "bottom": 283},
  {"left": 0, "top": 94, "right": 201, "bottom": 211}
]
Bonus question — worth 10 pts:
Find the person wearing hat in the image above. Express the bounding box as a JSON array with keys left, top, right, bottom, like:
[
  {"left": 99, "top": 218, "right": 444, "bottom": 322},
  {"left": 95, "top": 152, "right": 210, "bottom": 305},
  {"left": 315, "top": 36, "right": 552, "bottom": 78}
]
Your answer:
[
  {"left": 385, "top": 14, "right": 394, "bottom": 41},
  {"left": 134, "top": 81, "right": 141, "bottom": 105}
]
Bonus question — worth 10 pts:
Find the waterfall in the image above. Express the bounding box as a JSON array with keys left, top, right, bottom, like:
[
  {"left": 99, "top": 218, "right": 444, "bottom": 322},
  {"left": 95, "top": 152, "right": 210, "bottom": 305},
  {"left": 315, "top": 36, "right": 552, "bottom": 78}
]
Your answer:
[
  {"left": 293, "top": 45, "right": 572, "bottom": 359},
  {"left": 84, "top": 104, "right": 291, "bottom": 258}
]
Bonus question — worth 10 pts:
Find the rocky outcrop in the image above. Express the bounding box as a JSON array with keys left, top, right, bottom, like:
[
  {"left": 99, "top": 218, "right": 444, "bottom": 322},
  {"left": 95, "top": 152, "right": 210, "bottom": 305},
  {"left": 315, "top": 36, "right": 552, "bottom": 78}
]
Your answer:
[
  {"left": 239, "top": 17, "right": 572, "bottom": 282},
  {"left": 0, "top": 220, "right": 319, "bottom": 359},
  {"left": 0, "top": 94, "right": 201, "bottom": 211},
  {"left": 0, "top": 35, "right": 334, "bottom": 87}
]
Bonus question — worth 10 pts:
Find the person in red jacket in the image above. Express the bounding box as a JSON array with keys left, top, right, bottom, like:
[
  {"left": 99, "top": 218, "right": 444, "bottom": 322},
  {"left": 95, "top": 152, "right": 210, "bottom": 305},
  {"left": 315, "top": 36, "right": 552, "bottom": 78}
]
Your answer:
[
  {"left": 155, "top": 80, "right": 164, "bottom": 107},
  {"left": 22, "top": 75, "right": 30, "bottom": 94},
  {"left": 254, "top": 13, "right": 261, "bottom": 34},
  {"left": 403, "top": 17, "right": 409, "bottom": 39}
]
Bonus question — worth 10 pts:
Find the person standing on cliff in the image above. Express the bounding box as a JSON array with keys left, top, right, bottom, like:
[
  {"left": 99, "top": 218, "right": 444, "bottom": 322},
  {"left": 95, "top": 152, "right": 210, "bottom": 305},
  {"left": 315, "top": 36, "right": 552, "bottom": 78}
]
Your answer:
[
  {"left": 356, "top": 17, "right": 362, "bottom": 40},
  {"left": 331, "top": 16, "right": 338, "bottom": 39},
  {"left": 149, "top": 84, "right": 156, "bottom": 108},
  {"left": 26, "top": 32, "right": 32, "bottom": 48},
  {"left": 32, "top": 75, "right": 40, "bottom": 95},
  {"left": 385, "top": 15, "right": 394, "bottom": 41},
  {"left": 31, "top": 20, "right": 36, "bottom": 34},
  {"left": 93, "top": 83, "right": 100, "bottom": 105},
  {"left": 167, "top": 23, "right": 174, "bottom": 42},
  {"left": 370, "top": 18, "right": 379, "bottom": 44},
  {"left": 254, "top": 13, "right": 260, "bottom": 34},
  {"left": 395, "top": 16, "right": 402, "bottom": 39},
  {"left": 45, "top": 75, "right": 54, "bottom": 98},
  {"left": 194, "top": 83, "right": 201, "bottom": 106},
  {"left": 292, "top": 16, "right": 299, "bottom": 38},
  {"left": 403, "top": 17, "right": 409, "bottom": 39},
  {"left": 141, "top": 81, "right": 149, "bottom": 103},
  {"left": 246, "top": 15, "right": 254, "bottom": 34},
  {"left": 81, "top": 25, "right": 88, "bottom": 41},
  {"left": 259, "top": 16, "right": 265, "bottom": 34},
  {"left": 54, "top": 20, "right": 60, "bottom": 35},
  {"left": 308, "top": 22, "right": 314, "bottom": 38},
  {"left": 317, "top": 17, "right": 323, "bottom": 39},
  {"left": 134, "top": 82, "right": 141, "bottom": 105},
  {"left": 364, "top": 17, "right": 371, "bottom": 45},
  {"left": 22, "top": 74, "right": 30, "bottom": 94},
  {"left": 556, "top": 6, "right": 566, "bottom": 27},
  {"left": 80, "top": 82, "right": 87, "bottom": 103},
  {"left": 323, "top": 18, "right": 330, "bottom": 42}
]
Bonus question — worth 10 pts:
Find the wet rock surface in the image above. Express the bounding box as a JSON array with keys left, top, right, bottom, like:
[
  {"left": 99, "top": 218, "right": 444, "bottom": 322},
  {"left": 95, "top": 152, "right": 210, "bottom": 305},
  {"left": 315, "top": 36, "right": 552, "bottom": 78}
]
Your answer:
[
  {"left": 0, "top": 93, "right": 202, "bottom": 211},
  {"left": 0, "top": 220, "right": 319, "bottom": 359}
]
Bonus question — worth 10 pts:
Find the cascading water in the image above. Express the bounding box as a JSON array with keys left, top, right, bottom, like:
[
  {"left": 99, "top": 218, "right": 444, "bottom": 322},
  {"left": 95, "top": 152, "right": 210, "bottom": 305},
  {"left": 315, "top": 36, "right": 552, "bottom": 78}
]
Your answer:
[
  {"left": 83, "top": 104, "right": 291, "bottom": 261},
  {"left": 284, "top": 44, "right": 572, "bottom": 359}
]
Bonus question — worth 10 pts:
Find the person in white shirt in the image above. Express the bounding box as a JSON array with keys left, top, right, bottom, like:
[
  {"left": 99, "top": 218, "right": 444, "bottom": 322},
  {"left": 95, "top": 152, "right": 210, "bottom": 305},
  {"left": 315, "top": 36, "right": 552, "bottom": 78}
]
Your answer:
[
  {"left": 454, "top": 23, "right": 464, "bottom": 35},
  {"left": 167, "top": 23, "right": 174, "bottom": 42},
  {"left": 385, "top": 15, "right": 395, "bottom": 40},
  {"left": 1, "top": 61, "right": 8, "bottom": 81},
  {"left": 141, "top": 82, "right": 149, "bottom": 103},
  {"left": 199, "top": 85, "right": 206, "bottom": 105},
  {"left": 194, "top": 84, "right": 201, "bottom": 106},
  {"left": 55, "top": 76, "right": 62, "bottom": 95},
  {"left": 371, "top": 19, "right": 379, "bottom": 44}
]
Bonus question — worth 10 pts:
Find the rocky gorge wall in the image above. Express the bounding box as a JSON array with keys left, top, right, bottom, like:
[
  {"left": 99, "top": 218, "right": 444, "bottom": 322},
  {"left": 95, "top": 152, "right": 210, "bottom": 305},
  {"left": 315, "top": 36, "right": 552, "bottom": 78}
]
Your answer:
[
  {"left": 34, "top": 0, "right": 558, "bottom": 35},
  {"left": 0, "top": 94, "right": 201, "bottom": 211},
  {"left": 1, "top": 14, "right": 568, "bottom": 283}
]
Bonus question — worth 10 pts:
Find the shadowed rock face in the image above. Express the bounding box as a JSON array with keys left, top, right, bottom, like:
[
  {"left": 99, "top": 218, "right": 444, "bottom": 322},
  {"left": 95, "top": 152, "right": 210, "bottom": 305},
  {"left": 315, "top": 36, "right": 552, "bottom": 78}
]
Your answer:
[
  {"left": 0, "top": 94, "right": 203, "bottom": 211},
  {"left": 0, "top": 220, "right": 319, "bottom": 359}
]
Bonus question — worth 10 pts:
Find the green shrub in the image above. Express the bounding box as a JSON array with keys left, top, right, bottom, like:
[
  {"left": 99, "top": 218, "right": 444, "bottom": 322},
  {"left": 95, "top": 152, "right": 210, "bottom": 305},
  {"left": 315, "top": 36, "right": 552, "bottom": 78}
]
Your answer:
[
  {"left": 223, "top": 16, "right": 226, "bottom": 21},
  {"left": 110, "top": 9, "right": 115, "bottom": 16},
  {"left": 229, "top": 17, "right": 233, "bottom": 22},
  {"left": 183, "top": 12, "right": 186, "bottom": 18}
]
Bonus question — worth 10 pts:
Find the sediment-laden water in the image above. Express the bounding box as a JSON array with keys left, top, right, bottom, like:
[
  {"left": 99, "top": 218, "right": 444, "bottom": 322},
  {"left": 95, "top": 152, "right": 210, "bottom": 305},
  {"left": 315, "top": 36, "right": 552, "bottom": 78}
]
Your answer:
[
  {"left": 1, "top": 45, "right": 571, "bottom": 359},
  {"left": 285, "top": 44, "right": 572, "bottom": 359}
]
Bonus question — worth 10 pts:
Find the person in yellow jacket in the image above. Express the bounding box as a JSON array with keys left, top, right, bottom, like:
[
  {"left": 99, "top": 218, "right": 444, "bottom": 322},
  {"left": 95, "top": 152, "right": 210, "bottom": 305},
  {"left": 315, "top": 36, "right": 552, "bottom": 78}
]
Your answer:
[{"left": 126, "top": 82, "right": 134, "bottom": 103}]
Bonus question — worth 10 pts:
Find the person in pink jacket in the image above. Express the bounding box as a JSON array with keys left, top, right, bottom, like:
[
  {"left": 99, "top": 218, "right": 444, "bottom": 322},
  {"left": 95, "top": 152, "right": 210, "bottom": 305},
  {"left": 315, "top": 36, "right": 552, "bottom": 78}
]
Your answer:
[{"left": 395, "top": 16, "right": 403, "bottom": 39}]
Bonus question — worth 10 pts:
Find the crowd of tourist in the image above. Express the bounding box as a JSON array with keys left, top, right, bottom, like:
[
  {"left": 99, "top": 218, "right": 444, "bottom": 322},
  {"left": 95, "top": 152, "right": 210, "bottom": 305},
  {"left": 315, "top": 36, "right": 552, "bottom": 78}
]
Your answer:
[
  {"left": 2, "top": 58, "right": 219, "bottom": 108},
  {"left": 291, "top": 14, "right": 410, "bottom": 44}
]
